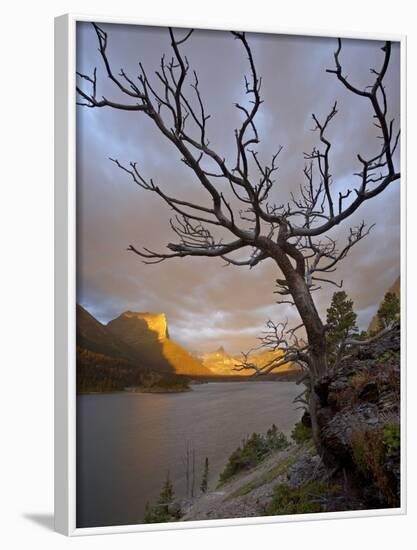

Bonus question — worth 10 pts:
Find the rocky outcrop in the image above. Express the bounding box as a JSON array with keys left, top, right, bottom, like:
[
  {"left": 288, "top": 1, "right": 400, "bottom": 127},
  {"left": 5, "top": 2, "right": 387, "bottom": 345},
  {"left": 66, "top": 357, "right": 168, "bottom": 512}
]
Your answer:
[{"left": 315, "top": 327, "right": 401, "bottom": 508}]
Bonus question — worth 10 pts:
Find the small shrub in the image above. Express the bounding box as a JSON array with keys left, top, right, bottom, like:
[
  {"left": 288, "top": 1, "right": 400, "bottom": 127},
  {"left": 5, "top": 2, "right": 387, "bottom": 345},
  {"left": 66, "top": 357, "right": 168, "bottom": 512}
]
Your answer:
[
  {"left": 351, "top": 425, "right": 400, "bottom": 505},
  {"left": 376, "top": 350, "right": 400, "bottom": 366},
  {"left": 266, "top": 423, "right": 290, "bottom": 450},
  {"left": 226, "top": 454, "right": 298, "bottom": 500},
  {"left": 350, "top": 371, "right": 371, "bottom": 391},
  {"left": 291, "top": 421, "right": 312, "bottom": 444},
  {"left": 219, "top": 425, "right": 289, "bottom": 484},
  {"left": 383, "top": 422, "right": 400, "bottom": 454},
  {"left": 351, "top": 429, "right": 385, "bottom": 479},
  {"left": 268, "top": 481, "right": 330, "bottom": 515}
]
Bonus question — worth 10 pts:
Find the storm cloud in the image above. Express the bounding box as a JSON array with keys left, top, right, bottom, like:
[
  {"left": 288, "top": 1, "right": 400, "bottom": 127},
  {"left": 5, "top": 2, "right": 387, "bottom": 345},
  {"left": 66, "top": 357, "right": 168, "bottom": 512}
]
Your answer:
[{"left": 76, "top": 22, "right": 401, "bottom": 354}]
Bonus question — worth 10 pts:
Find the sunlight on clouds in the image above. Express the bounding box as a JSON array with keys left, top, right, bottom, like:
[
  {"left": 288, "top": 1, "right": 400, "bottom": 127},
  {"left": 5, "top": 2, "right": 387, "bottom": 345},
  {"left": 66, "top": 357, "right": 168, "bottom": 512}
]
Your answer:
[{"left": 76, "top": 23, "right": 400, "bottom": 354}]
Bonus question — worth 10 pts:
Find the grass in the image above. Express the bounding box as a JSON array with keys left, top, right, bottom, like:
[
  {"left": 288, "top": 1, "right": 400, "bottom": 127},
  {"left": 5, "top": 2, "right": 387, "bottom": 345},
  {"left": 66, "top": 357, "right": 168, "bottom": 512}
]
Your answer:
[
  {"left": 225, "top": 453, "right": 298, "bottom": 501},
  {"left": 224, "top": 439, "right": 317, "bottom": 501},
  {"left": 383, "top": 422, "right": 400, "bottom": 454},
  {"left": 218, "top": 425, "right": 290, "bottom": 485},
  {"left": 267, "top": 481, "right": 339, "bottom": 515},
  {"left": 291, "top": 421, "right": 312, "bottom": 444}
]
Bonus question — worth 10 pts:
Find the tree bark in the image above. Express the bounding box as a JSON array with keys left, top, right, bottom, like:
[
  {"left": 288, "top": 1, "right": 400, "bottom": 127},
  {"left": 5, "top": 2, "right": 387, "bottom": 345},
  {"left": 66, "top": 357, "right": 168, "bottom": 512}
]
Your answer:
[
  {"left": 289, "top": 280, "right": 327, "bottom": 450},
  {"left": 273, "top": 257, "right": 327, "bottom": 450}
]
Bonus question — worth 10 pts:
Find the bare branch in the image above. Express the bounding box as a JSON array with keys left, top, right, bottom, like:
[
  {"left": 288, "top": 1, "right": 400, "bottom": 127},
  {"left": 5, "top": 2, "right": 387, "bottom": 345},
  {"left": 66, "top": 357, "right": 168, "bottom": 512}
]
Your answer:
[
  {"left": 78, "top": 26, "right": 400, "bottom": 404},
  {"left": 344, "top": 321, "right": 399, "bottom": 346}
]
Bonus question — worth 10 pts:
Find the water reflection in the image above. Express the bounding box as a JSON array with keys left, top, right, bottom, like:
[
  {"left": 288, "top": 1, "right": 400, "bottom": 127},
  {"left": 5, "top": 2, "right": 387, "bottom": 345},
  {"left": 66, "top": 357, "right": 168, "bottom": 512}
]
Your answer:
[{"left": 77, "top": 381, "right": 301, "bottom": 527}]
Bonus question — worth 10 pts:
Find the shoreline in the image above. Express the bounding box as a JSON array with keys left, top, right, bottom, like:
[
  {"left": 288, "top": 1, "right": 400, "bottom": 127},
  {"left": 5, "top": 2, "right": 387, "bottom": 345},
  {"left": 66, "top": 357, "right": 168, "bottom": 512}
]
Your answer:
[
  {"left": 77, "top": 377, "right": 301, "bottom": 395},
  {"left": 125, "top": 386, "right": 192, "bottom": 394},
  {"left": 77, "top": 386, "right": 192, "bottom": 396}
]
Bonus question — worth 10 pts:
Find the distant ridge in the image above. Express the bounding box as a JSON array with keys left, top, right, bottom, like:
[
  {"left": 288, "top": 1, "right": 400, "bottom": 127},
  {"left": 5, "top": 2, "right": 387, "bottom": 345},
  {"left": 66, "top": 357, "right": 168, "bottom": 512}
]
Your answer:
[
  {"left": 200, "top": 345, "right": 301, "bottom": 376},
  {"left": 76, "top": 304, "right": 139, "bottom": 364}
]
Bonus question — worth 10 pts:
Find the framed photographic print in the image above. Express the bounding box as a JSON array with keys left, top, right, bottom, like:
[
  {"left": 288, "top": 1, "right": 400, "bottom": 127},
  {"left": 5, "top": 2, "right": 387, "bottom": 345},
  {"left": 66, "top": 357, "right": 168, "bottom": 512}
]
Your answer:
[{"left": 54, "top": 14, "right": 406, "bottom": 536}]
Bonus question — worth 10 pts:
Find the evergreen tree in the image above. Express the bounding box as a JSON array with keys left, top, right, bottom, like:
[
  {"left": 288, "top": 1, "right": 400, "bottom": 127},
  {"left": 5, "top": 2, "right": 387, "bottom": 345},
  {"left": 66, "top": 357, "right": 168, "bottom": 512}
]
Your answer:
[
  {"left": 158, "top": 472, "right": 174, "bottom": 511},
  {"left": 200, "top": 457, "right": 209, "bottom": 494},
  {"left": 144, "top": 472, "right": 176, "bottom": 523},
  {"left": 326, "top": 291, "right": 358, "bottom": 363},
  {"left": 143, "top": 501, "right": 153, "bottom": 523},
  {"left": 377, "top": 292, "right": 400, "bottom": 329}
]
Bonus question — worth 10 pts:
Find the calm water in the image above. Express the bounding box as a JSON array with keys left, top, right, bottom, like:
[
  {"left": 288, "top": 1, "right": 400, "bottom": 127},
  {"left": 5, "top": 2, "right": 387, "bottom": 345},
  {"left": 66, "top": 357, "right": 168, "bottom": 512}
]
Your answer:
[{"left": 76, "top": 381, "right": 301, "bottom": 527}]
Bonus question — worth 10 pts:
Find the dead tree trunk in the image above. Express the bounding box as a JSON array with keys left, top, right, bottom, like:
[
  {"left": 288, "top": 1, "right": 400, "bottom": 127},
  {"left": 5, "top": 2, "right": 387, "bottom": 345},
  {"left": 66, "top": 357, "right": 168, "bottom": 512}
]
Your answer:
[{"left": 275, "top": 262, "right": 328, "bottom": 447}]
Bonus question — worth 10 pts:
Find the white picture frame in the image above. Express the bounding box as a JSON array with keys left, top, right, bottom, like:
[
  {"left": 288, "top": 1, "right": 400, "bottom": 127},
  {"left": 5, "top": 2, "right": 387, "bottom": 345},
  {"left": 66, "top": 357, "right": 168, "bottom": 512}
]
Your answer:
[{"left": 54, "top": 13, "right": 407, "bottom": 536}]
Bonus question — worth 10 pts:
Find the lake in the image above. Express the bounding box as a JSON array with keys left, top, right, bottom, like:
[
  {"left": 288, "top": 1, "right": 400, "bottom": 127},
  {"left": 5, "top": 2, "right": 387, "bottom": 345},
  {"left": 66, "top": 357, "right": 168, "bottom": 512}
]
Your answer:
[{"left": 76, "top": 381, "right": 302, "bottom": 527}]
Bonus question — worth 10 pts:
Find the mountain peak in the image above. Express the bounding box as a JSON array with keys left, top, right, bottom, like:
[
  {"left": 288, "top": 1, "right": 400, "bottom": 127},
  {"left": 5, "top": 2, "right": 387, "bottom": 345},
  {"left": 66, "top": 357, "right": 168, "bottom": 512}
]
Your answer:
[
  {"left": 114, "top": 311, "right": 169, "bottom": 341},
  {"left": 106, "top": 309, "right": 211, "bottom": 376}
]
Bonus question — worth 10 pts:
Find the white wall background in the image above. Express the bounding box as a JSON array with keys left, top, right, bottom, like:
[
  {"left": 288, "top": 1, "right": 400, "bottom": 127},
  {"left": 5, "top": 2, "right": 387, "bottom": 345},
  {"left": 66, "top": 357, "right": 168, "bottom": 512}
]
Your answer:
[{"left": 0, "top": 1, "right": 415, "bottom": 548}]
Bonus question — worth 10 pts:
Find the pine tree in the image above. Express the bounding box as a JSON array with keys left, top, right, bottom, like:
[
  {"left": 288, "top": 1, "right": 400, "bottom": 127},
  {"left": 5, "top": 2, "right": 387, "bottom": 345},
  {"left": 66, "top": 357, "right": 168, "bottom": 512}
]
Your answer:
[
  {"left": 144, "top": 472, "right": 175, "bottom": 523},
  {"left": 143, "top": 501, "right": 153, "bottom": 523},
  {"left": 158, "top": 472, "right": 174, "bottom": 513},
  {"left": 200, "top": 457, "right": 209, "bottom": 494},
  {"left": 326, "top": 291, "right": 358, "bottom": 363},
  {"left": 377, "top": 292, "right": 400, "bottom": 329}
]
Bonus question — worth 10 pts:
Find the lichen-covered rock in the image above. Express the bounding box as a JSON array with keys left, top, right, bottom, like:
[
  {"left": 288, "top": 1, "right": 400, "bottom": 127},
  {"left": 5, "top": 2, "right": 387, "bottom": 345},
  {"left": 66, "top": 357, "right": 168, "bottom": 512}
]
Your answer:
[
  {"left": 286, "top": 452, "right": 325, "bottom": 487},
  {"left": 314, "top": 327, "right": 401, "bottom": 508}
]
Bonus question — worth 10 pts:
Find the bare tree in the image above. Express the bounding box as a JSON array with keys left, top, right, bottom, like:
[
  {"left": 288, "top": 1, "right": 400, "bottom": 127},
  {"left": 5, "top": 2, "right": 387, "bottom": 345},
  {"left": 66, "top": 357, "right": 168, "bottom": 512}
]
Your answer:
[
  {"left": 182, "top": 440, "right": 197, "bottom": 499},
  {"left": 77, "top": 25, "right": 400, "bottom": 446}
]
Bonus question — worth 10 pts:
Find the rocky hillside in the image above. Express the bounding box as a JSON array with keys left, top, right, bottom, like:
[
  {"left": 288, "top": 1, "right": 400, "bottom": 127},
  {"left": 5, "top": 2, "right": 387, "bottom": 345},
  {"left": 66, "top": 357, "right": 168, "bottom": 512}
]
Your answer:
[
  {"left": 315, "top": 326, "right": 401, "bottom": 508},
  {"left": 180, "top": 440, "right": 368, "bottom": 521},
  {"left": 177, "top": 327, "right": 401, "bottom": 521}
]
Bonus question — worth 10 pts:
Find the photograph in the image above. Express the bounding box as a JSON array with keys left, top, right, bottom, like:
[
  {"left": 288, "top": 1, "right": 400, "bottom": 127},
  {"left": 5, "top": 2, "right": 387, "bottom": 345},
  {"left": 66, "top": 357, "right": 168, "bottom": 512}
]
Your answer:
[{"left": 75, "top": 21, "right": 401, "bottom": 529}]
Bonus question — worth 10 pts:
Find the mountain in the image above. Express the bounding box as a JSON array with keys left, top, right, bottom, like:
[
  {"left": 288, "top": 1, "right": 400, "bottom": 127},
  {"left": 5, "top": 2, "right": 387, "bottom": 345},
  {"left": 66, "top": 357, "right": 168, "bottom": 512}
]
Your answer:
[
  {"left": 77, "top": 305, "right": 299, "bottom": 379},
  {"left": 76, "top": 304, "right": 139, "bottom": 364},
  {"left": 200, "top": 345, "right": 301, "bottom": 376},
  {"left": 367, "top": 276, "right": 400, "bottom": 334},
  {"left": 106, "top": 311, "right": 212, "bottom": 376},
  {"left": 200, "top": 346, "right": 239, "bottom": 375}
]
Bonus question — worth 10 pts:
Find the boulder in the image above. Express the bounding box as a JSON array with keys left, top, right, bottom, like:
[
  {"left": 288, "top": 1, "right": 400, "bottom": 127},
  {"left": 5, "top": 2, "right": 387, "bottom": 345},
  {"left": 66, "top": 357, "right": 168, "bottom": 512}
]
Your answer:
[{"left": 314, "top": 326, "right": 401, "bottom": 508}]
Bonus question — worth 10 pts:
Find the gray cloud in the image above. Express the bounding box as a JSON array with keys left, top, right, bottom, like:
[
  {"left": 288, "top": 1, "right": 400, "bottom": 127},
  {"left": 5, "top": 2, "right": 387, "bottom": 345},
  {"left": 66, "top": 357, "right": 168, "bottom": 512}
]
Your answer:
[{"left": 76, "top": 22, "right": 400, "bottom": 354}]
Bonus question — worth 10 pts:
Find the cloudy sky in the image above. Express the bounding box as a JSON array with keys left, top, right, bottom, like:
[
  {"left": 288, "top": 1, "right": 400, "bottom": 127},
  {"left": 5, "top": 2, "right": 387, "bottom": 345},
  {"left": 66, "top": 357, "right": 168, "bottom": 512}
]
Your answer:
[{"left": 76, "top": 22, "right": 401, "bottom": 354}]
